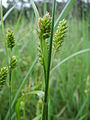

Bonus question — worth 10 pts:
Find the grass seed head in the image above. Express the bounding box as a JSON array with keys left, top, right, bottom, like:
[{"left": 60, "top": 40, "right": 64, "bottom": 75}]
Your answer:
[
  {"left": 0, "top": 67, "right": 8, "bottom": 86},
  {"left": 53, "top": 19, "right": 67, "bottom": 52},
  {"left": 7, "top": 28, "right": 15, "bottom": 50},
  {"left": 37, "top": 12, "right": 52, "bottom": 40},
  {"left": 10, "top": 56, "right": 17, "bottom": 70}
]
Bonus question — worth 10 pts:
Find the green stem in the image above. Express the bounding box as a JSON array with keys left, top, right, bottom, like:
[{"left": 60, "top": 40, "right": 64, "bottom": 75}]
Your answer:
[
  {"left": 42, "top": 0, "right": 56, "bottom": 120},
  {"left": 9, "top": 66, "right": 12, "bottom": 120},
  {"left": 1, "top": 0, "right": 8, "bottom": 64},
  {"left": 1, "top": 0, "right": 5, "bottom": 35},
  {"left": 40, "top": 39, "right": 47, "bottom": 84},
  {"left": 23, "top": 109, "right": 26, "bottom": 120}
]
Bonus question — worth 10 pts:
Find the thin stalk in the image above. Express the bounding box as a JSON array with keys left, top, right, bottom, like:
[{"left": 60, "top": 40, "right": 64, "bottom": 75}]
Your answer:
[
  {"left": 40, "top": 39, "right": 47, "bottom": 84},
  {"left": 9, "top": 49, "right": 12, "bottom": 120},
  {"left": 9, "top": 66, "right": 12, "bottom": 120},
  {"left": 1, "top": 0, "right": 8, "bottom": 63},
  {"left": 23, "top": 109, "right": 26, "bottom": 120},
  {"left": 42, "top": 0, "right": 56, "bottom": 120},
  {"left": 5, "top": 57, "right": 38, "bottom": 120},
  {"left": 1, "top": 0, "right": 5, "bottom": 35}
]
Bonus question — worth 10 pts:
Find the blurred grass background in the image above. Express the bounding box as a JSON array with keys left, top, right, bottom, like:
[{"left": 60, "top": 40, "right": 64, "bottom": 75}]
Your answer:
[{"left": 0, "top": 0, "right": 90, "bottom": 120}]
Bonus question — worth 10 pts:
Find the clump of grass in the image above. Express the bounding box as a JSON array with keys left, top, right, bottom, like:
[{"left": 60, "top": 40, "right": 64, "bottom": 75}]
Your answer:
[
  {"left": 6, "top": 28, "right": 17, "bottom": 120},
  {"left": 37, "top": 0, "right": 67, "bottom": 119}
]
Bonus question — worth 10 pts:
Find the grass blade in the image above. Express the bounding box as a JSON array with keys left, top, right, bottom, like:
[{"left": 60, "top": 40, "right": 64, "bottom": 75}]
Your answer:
[
  {"left": 51, "top": 48, "right": 90, "bottom": 73},
  {"left": 75, "top": 98, "right": 88, "bottom": 120},
  {"left": 0, "top": 5, "right": 15, "bottom": 26},
  {"left": 54, "top": 0, "right": 75, "bottom": 29},
  {"left": 0, "top": 0, "right": 5, "bottom": 34},
  {"left": 14, "top": 12, "right": 22, "bottom": 34},
  {"left": 31, "top": 0, "right": 39, "bottom": 21},
  {"left": 0, "top": 0, "right": 9, "bottom": 65},
  {"left": 33, "top": 114, "right": 41, "bottom": 120}
]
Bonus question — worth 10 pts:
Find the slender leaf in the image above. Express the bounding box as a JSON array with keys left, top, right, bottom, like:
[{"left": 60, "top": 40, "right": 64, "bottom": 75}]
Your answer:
[
  {"left": 0, "top": 5, "right": 15, "bottom": 26},
  {"left": 75, "top": 98, "right": 88, "bottom": 120},
  {"left": 31, "top": 0, "right": 39, "bottom": 21},
  {"left": 54, "top": 0, "right": 75, "bottom": 29},
  {"left": 51, "top": 48, "right": 90, "bottom": 73}
]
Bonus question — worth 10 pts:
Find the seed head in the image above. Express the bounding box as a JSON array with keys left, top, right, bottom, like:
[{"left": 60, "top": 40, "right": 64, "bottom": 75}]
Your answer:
[
  {"left": 37, "top": 12, "right": 52, "bottom": 39},
  {"left": 10, "top": 56, "right": 17, "bottom": 70},
  {"left": 38, "top": 43, "right": 43, "bottom": 65},
  {"left": 53, "top": 19, "right": 67, "bottom": 51},
  {"left": 7, "top": 28, "right": 15, "bottom": 50},
  {"left": 0, "top": 67, "right": 8, "bottom": 86}
]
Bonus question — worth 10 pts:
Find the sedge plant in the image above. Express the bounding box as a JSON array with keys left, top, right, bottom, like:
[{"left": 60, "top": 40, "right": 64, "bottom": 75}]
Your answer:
[
  {"left": 37, "top": 0, "right": 67, "bottom": 119},
  {"left": 6, "top": 28, "right": 17, "bottom": 120},
  {"left": 4, "top": 0, "right": 75, "bottom": 119}
]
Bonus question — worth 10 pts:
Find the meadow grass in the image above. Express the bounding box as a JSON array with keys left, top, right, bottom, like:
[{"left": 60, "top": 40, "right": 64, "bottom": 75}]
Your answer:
[
  {"left": 0, "top": 1, "right": 90, "bottom": 120},
  {"left": 0, "top": 15, "right": 90, "bottom": 119}
]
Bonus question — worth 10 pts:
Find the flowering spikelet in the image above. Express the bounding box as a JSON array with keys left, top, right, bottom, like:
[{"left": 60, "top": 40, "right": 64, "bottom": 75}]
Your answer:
[
  {"left": 0, "top": 67, "right": 8, "bottom": 86},
  {"left": 7, "top": 28, "right": 15, "bottom": 50},
  {"left": 37, "top": 12, "right": 52, "bottom": 39},
  {"left": 38, "top": 43, "right": 43, "bottom": 65},
  {"left": 53, "top": 19, "right": 67, "bottom": 51},
  {"left": 10, "top": 56, "right": 17, "bottom": 70}
]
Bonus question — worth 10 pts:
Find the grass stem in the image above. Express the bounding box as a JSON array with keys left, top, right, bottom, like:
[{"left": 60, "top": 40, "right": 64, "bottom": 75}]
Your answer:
[
  {"left": 42, "top": 0, "right": 56, "bottom": 120},
  {"left": 9, "top": 66, "right": 12, "bottom": 120}
]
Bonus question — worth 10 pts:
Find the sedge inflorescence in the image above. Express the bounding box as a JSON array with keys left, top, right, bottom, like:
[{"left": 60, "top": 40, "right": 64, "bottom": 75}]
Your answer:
[
  {"left": 37, "top": 16, "right": 67, "bottom": 65},
  {"left": 7, "top": 28, "right": 15, "bottom": 50},
  {"left": 37, "top": 12, "right": 52, "bottom": 66},
  {"left": 0, "top": 67, "right": 8, "bottom": 87},
  {"left": 10, "top": 56, "right": 17, "bottom": 70},
  {"left": 37, "top": 12, "right": 52, "bottom": 40},
  {"left": 53, "top": 19, "right": 67, "bottom": 52},
  {"left": 6, "top": 28, "right": 17, "bottom": 70}
]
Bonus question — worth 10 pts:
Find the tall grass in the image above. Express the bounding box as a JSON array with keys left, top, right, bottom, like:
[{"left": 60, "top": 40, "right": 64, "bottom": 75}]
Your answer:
[
  {"left": 42, "top": 1, "right": 56, "bottom": 120},
  {"left": 0, "top": 0, "right": 90, "bottom": 120}
]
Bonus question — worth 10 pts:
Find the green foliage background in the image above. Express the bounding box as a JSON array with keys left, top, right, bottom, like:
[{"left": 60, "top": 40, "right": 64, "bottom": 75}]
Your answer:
[{"left": 0, "top": 0, "right": 90, "bottom": 120}]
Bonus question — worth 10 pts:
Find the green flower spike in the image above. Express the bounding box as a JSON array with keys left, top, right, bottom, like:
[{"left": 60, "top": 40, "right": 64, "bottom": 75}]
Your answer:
[
  {"left": 0, "top": 67, "right": 8, "bottom": 86},
  {"left": 7, "top": 28, "right": 15, "bottom": 50},
  {"left": 38, "top": 43, "right": 43, "bottom": 65},
  {"left": 53, "top": 19, "right": 67, "bottom": 51},
  {"left": 38, "top": 12, "right": 52, "bottom": 39},
  {"left": 37, "top": 13, "right": 51, "bottom": 65},
  {"left": 10, "top": 56, "right": 17, "bottom": 70}
]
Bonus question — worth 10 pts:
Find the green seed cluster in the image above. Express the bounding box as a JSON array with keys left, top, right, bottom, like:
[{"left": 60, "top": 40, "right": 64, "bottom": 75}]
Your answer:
[
  {"left": 37, "top": 13, "right": 51, "bottom": 65},
  {"left": 0, "top": 67, "right": 7, "bottom": 86},
  {"left": 38, "top": 43, "right": 43, "bottom": 65},
  {"left": 53, "top": 19, "right": 67, "bottom": 51},
  {"left": 10, "top": 56, "right": 17, "bottom": 70},
  {"left": 7, "top": 28, "right": 15, "bottom": 50},
  {"left": 37, "top": 12, "right": 52, "bottom": 39},
  {"left": 6, "top": 28, "right": 17, "bottom": 71}
]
